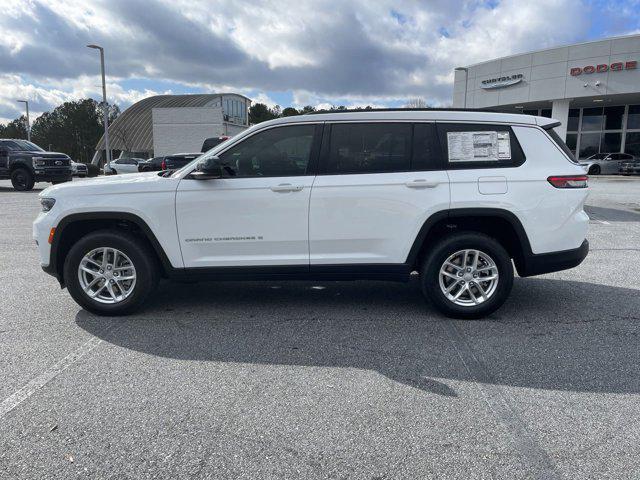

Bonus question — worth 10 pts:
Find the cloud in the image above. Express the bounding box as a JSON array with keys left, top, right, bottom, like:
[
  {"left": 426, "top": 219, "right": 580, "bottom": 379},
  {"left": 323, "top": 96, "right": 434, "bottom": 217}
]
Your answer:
[{"left": 0, "top": 0, "right": 637, "bottom": 122}]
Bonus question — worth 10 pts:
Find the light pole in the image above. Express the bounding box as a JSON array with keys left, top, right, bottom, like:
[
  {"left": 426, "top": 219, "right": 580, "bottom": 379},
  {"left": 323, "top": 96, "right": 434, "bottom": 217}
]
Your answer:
[
  {"left": 16, "top": 100, "right": 31, "bottom": 142},
  {"left": 87, "top": 44, "right": 111, "bottom": 165},
  {"left": 455, "top": 67, "right": 469, "bottom": 108}
]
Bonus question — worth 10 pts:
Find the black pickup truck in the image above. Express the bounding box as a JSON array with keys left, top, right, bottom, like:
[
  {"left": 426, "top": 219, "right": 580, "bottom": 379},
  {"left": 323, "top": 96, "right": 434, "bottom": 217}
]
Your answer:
[{"left": 0, "top": 139, "right": 73, "bottom": 191}]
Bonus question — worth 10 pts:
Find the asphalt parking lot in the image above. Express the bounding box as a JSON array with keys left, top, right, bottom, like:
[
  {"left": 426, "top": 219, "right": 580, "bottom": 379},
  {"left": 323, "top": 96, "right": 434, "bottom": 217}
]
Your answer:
[{"left": 1, "top": 176, "right": 639, "bottom": 479}]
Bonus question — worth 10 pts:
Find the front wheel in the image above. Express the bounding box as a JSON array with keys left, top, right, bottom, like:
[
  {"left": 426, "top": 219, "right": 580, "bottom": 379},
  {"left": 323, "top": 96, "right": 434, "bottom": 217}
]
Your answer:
[
  {"left": 421, "top": 232, "right": 513, "bottom": 319},
  {"left": 63, "top": 230, "right": 160, "bottom": 315},
  {"left": 11, "top": 168, "right": 35, "bottom": 191},
  {"left": 588, "top": 165, "right": 601, "bottom": 175}
]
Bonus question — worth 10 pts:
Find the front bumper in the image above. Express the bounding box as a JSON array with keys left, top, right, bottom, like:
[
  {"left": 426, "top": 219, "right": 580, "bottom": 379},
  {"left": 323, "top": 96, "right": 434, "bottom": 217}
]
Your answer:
[
  {"left": 34, "top": 168, "right": 73, "bottom": 182},
  {"left": 517, "top": 239, "right": 589, "bottom": 277}
]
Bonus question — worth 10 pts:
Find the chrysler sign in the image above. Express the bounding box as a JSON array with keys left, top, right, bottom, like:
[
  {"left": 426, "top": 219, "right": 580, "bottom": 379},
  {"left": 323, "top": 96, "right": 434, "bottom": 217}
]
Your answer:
[
  {"left": 481, "top": 73, "right": 524, "bottom": 89},
  {"left": 570, "top": 61, "right": 637, "bottom": 76}
]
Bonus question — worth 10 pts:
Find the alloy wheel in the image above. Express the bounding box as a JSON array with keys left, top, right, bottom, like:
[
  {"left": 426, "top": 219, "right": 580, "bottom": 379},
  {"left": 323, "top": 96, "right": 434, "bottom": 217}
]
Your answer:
[
  {"left": 438, "top": 249, "right": 499, "bottom": 307},
  {"left": 78, "top": 247, "right": 137, "bottom": 304}
]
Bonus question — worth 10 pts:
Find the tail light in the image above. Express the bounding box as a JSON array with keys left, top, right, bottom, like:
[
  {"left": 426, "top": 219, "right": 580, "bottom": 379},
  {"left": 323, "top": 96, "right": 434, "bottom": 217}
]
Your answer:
[
  {"left": 547, "top": 175, "right": 588, "bottom": 188},
  {"left": 161, "top": 160, "right": 166, "bottom": 170}
]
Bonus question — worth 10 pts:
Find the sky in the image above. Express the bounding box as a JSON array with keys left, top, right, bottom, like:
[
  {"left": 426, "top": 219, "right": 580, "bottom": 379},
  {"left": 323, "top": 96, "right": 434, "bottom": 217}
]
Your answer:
[{"left": 1, "top": 0, "right": 639, "bottom": 123}]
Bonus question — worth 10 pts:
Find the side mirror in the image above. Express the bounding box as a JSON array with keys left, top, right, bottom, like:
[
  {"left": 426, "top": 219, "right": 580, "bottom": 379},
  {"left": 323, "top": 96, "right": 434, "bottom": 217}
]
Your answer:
[{"left": 192, "top": 156, "right": 223, "bottom": 179}]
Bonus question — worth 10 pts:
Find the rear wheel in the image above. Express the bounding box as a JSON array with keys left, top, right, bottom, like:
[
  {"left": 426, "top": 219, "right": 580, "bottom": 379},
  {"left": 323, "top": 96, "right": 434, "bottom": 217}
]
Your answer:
[
  {"left": 63, "top": 230, "right": 159, "bottom": 315},
  {"left": 421, "top": 232, "right": 513, "bottom": 319},
  {"left": 588, "top": 165, "right": 601, "bottom": 175},
  {"left": 11, "top": 168, "right": 35, "bottom": 191}
]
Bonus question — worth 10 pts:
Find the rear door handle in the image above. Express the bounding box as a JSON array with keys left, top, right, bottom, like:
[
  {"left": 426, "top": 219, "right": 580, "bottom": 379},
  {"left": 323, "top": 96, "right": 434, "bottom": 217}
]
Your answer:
[
  {"left": 405, "top": 179, "right": 439, "bottom": 188},
  {"left": 270, "top": 183, "right": 303, "bottom": 192}
]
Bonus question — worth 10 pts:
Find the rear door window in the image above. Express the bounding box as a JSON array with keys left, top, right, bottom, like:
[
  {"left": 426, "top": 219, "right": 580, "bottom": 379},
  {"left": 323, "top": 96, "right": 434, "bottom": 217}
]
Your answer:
[
  {"left": 322, "top": 123, "right": 412, "bottom": 174},
  {"left": 437, "top": 123, "right": 526, "bottom": 169}
]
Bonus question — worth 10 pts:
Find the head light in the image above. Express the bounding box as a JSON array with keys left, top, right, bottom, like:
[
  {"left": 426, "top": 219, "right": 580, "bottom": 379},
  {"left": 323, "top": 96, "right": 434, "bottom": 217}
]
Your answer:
[
  {"left": 40, "top": 197, "right": 56, "bottom": 212},
  {"left": 32, "top": 157, "right": 46, "bottom": 167}
]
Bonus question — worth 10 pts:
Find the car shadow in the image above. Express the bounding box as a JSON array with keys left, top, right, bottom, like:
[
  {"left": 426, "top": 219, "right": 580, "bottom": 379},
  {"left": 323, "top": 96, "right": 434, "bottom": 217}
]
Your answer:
[
  {"left": 585, "top": 205, "right": 640, "bottom": 222},
  {"left": 75, "top": 277, "right": 640, "bottom": 397},
  {"left": 0, "top": 186, "right": 45, "bottom": 192}
]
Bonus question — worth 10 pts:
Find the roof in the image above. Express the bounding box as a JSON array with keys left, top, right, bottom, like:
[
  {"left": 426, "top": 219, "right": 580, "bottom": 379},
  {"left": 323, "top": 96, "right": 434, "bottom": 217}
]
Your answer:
[
  {"left": 255, "top": 109, "right": 554, "bottom": 127},
  {"left": 458, "top": 32, "right": 640, "bottom": 69},
  {"left": 95, "top": 93, "right": 250, "bottom": 153}
]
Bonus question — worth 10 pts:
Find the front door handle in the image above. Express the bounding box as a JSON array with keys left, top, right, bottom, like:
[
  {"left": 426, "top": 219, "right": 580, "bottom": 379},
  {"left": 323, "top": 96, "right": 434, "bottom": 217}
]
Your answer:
[
  {"left": 405, "top": 179, "right": 439, "bottom": 188},
  {"left": 270, "top": 183, "right": 303, "bottom": 192}
]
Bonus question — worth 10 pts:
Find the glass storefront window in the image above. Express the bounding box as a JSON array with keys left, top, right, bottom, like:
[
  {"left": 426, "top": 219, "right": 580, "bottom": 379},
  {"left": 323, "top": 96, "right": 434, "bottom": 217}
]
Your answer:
[
  {"left": 566, "top": 133, "right": 577, "bottom": 154},
  {"left": 601, "top": 132, "right": 621, "bottom": 153},
  {"left": 603, "top": 106, "right": 625, "bottom": 130},
  {"left": 628, "top": 105, "right": 640, "bottom": 130},
  {"left": 567, "top": 109, "right": 580, "bottom": 131},
  {"left": 540, "top": 109, "right": 552, "bottom": 118},
  {"left": 579, "top": 132, "right": 600, "bottom": 158},
  {"left": 581, "top": 107, "right": 603, "bottom": 131},
  {"left": 625, "top": 132, "right": 640, "bottom": 157}
]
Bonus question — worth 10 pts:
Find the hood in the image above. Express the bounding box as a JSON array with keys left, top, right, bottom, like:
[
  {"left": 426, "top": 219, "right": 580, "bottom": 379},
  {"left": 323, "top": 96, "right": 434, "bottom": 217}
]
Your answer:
[
  {"left": 23, "top": 151, "right": 70, "bottom": 158},
  {"left": 40, "top": 171, "right": 177, "bottom": 198}
]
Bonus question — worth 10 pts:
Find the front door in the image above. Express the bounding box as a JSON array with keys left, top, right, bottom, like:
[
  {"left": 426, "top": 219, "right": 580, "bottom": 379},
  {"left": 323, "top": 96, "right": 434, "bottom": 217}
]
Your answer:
[{"left": 176, "top": 123, "right": 321, "bottom": 268}]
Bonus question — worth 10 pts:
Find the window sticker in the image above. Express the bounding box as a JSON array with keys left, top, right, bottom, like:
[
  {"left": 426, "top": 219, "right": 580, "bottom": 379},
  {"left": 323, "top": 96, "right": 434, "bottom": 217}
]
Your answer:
[{"left": 447, "top": 131, "right": 512, "bottom": 162}]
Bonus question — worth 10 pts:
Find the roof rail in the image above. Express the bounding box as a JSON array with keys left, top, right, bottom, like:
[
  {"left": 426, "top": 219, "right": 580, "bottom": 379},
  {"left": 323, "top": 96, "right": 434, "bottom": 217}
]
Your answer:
[{"left": 306, "top": 107, "right": 503, "bottom": 115}]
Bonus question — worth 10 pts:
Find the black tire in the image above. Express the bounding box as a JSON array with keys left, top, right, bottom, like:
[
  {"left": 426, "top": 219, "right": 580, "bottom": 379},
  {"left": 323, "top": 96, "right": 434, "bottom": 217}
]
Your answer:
[
  {"left": 11, "top": 168, "right": 35, "bottom": 191},
  {"left": 63, "top": 230, "right": 160, "bottom": 315},
  {"left": 588, "top": 165, "right": 601, "bottom": 175},
  {"left": 421, "top": 232, "right": 514, "bottom": 319}
]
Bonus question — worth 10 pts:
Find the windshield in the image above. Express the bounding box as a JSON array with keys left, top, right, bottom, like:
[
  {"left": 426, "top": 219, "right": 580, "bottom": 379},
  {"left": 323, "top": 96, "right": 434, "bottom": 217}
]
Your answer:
[
  {"left": 588, "top": 153, "right": 607, "bottom": 159},
  {"left": 2, "top": 140, "right": 44, "bottom": 152}
]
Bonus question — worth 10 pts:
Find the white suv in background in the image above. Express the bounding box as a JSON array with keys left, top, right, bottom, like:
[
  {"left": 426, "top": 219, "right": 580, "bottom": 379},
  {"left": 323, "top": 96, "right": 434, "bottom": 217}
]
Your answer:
[{"left": 33, "top": 110, "right": 589, "bottom": 319}]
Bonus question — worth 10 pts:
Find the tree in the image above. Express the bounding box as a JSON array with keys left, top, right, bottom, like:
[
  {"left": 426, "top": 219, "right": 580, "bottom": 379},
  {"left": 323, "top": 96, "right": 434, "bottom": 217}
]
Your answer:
[
  {"left": 299, "top": 105, "right": 316, "bottom": 114},
  {"left": 281, "top": 107, "right": 299, "bottom": 117},
  {"left": 404, "top": 98, "right": 430, "bottom": 108},
  {"left": 248, "top": 103, "right": 281, "bottom": 124},
  {"left": 2, "top": 98, "right": 121, "bottom": 162},
  {"left": 0, "top": 116, "right": 28, "bottom": 139}
]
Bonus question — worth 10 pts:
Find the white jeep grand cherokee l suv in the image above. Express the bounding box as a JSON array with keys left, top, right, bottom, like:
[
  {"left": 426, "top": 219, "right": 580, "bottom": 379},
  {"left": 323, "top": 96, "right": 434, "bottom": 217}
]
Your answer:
[{"left": 33, "top": 110, "right": 589, "bottom": 319}]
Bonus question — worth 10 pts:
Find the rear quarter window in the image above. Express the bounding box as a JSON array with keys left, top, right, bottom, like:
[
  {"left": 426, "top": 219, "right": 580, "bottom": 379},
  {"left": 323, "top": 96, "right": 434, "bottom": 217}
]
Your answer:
[
  {"left": 436, "top": 123, "right": 526, "bottom": 169},
  {"left": 545, "top": 128, "right": 579, "bottom": 164}
]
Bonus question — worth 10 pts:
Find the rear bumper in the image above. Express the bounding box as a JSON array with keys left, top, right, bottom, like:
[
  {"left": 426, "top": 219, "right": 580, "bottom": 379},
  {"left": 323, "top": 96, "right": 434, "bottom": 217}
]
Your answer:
[{"left": 517, "top": 239, "right": 589, "bottom": 277}]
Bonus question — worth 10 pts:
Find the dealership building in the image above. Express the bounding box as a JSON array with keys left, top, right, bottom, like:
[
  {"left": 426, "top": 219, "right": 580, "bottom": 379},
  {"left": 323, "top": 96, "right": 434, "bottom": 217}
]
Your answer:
[
  {"left": 92, "top": 93, "right": 251, "bottom": 164},
  {"left": 453, "top": 34, "right": 640, "bottom": 159}
]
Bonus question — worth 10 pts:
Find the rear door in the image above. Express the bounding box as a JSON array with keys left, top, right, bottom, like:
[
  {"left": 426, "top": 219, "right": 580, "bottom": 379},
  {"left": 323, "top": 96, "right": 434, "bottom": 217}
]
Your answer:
[{"left": 308, "top": 122, "right": 449, "bottom": 267}]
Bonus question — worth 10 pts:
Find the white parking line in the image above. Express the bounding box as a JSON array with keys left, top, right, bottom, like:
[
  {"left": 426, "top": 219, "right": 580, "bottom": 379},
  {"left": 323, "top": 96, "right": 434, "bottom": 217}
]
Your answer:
[{"left": 0, "top": 333, "right": 108, "bottom": 419}]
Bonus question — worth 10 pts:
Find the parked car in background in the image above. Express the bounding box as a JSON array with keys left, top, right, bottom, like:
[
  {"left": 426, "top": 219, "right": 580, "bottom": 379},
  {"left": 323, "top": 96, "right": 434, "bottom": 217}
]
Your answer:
[
  {"left": 137, "top": 156, "right": 165, "bottom": 172},
  {"left": 162, "top": 153, "right": 201, "bottom": 170},
  {"left": 580, "top": 153, "right": 634, "bottom": 175},
  {"left": 71, "top": 161, "right": 88, "bottom": 178},
  {"left": 201, "top": 136, "right": 230, "bottom": 152},
  {"left": 105, "top": 158, "right": 145, "bottom": 175},
  {"left": 0, "top": 139, "right": 72, "bottom": 191},
  {"left": 620, "top": 156, "right": 640, "bottom": 175}
]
